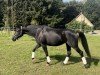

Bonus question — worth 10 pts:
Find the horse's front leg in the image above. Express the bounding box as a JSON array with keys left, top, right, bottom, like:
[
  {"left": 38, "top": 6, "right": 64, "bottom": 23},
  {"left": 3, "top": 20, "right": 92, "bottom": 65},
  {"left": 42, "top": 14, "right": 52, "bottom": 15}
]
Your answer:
[
  {"left": 32, "top": 44, "right": 41, "bottom": 62},
  {"left": 63, "top": 43, "right": 71, "bottom": 64},
  {"left": 42, "top": 45, "right": 51, "bottom": 65}
]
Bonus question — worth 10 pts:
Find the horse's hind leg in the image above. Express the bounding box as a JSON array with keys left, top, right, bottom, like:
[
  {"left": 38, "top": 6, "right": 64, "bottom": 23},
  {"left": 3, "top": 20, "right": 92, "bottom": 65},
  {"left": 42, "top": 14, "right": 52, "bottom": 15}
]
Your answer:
[
  {"left": 32, "top": 44, "right": 41, "bottom": 61},
  {"left": 63, "top": 43, "right": 71, "bottom": 64},
  {"left": 42, "top": 45, "right": 51, "bottom": 65},
  {"left": 75, "top": 47, "right": 89, "bottom": 68}
]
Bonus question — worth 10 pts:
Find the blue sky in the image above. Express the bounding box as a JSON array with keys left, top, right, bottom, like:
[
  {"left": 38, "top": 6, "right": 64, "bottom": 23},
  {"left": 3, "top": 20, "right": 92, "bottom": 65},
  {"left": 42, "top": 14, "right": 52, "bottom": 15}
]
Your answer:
[{"left": 63, "top": 0, "right": 82, "bottom": 2}]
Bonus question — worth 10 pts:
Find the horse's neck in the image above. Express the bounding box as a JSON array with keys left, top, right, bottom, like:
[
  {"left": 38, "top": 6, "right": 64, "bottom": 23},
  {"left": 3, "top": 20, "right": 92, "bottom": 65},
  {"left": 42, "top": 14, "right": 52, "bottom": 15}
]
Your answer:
[
  {"left": 26, "top": 28, "right": 37, "bottom": 37},
  {"left": 26, "top": 27, "right": 43, "bottom": 38},
  {"left": 25, "top": 25, "right": 54, "bottom": 37}
]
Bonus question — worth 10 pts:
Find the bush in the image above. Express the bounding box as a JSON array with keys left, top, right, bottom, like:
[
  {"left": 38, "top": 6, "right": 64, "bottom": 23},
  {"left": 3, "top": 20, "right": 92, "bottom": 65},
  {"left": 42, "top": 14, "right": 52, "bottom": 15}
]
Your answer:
[
  {"left": 66, "top": 21, "right": 93, "bottom": 33},
  {"left": 0, "top": 22, "right": 4, "bottom": 28}
]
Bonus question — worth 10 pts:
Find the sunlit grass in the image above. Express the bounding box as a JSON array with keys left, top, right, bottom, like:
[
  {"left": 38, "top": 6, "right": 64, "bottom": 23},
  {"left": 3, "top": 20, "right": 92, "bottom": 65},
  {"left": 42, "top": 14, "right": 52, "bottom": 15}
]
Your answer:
[{"left": 0, "top": 32, "right": 100, "bottom": 75}]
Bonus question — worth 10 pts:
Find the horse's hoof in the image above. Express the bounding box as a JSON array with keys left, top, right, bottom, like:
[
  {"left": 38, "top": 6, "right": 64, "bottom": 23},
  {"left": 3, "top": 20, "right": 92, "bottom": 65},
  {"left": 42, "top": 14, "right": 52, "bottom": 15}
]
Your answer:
[
  {"left": 63, "top": 63, "right": 68, "bottom": 65},
  {"left": 46, "top": 62, "right": 50, "bottom": 66},
  {"left": 32, "top": 58, "right": 34, "bottom": 63},
  {"left": 63, "top": 62, "right": 68, "bottom": 65},
  {"left": 84, "top": 64, "right": 90, "bottom": 68},
  {"left": 63, "top": 63, "right": 66, "bottom": 65}
]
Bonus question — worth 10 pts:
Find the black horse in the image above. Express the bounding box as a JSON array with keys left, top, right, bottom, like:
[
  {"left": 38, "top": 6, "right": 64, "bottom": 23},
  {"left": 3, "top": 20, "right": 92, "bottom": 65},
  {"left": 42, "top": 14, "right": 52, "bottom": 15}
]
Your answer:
[{"left": 12, "top": 25, "right": 91, "bottom": 68}]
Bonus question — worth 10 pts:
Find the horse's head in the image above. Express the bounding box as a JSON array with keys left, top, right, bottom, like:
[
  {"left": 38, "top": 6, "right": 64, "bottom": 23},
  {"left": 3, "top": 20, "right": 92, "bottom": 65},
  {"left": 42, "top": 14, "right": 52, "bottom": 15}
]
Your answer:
[{"left": 12, "top": 26, "right": 24, "bottom": 41}]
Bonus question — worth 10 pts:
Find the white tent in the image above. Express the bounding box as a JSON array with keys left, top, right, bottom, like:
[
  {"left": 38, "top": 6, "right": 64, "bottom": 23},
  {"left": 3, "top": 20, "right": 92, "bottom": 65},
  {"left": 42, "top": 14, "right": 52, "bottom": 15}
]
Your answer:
[{"left": 74, "top": 12, "right": 94, "bottom": 27}]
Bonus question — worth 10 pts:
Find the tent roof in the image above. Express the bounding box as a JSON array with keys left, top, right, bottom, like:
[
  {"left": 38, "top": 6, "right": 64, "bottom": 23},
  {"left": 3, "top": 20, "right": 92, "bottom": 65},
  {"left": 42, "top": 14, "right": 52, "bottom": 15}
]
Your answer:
[{"left": 70, "top": 12, "right": 94, "bottom": 27}]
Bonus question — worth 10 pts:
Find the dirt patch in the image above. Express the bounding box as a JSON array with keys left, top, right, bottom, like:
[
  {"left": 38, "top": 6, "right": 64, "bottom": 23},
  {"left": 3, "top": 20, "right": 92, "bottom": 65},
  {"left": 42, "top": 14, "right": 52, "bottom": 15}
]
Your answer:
[{"left": 88, "top": 30, "right": 100, "bottom": 35}]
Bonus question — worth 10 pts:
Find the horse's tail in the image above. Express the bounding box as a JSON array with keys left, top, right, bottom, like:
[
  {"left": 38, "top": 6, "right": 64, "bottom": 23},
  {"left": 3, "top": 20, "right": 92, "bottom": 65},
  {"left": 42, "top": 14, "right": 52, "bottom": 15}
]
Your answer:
[{"left": 77, "top": 31, "right": 91, "bottom": 58}]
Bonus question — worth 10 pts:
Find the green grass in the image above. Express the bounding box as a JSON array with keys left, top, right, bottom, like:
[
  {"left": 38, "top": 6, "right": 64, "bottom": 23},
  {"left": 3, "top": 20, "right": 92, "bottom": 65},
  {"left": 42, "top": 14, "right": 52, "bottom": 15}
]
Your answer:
[{"left": 0, "top": 32, "right": 100, "bottom": 75}]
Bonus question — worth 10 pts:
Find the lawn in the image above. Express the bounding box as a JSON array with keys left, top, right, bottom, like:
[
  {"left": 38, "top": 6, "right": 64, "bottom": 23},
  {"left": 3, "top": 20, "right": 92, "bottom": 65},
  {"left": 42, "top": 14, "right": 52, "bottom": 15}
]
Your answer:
[{"left": 0, "top": 32, "right": 100, "bottom": 75}]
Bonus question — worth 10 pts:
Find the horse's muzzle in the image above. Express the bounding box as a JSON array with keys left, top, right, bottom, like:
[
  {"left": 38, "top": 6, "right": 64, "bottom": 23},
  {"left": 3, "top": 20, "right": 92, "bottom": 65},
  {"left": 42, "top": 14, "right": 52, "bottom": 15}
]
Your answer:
[{"left": 12, "top": 37, "right": 16, "bottom": 41}]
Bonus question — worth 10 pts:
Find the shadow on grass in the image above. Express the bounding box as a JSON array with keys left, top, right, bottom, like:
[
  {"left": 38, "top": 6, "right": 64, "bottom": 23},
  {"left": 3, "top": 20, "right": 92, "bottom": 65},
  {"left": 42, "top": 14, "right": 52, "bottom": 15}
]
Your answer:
[
  {"left": 87, "top": 56, "right": 100, "bottom": 67},
  {"left": 35, "top": 55, "right": 99, "bottom": 67}
]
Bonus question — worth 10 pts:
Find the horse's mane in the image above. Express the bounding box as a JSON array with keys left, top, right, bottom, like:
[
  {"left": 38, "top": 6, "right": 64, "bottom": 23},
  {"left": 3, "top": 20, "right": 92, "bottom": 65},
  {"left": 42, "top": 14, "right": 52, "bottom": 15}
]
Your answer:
[
  {"left": 26, "top": 25, "right": 50, "bottom": 29},
  {"left": 26, "top": 25, "right": 76, "bottom": 33}
]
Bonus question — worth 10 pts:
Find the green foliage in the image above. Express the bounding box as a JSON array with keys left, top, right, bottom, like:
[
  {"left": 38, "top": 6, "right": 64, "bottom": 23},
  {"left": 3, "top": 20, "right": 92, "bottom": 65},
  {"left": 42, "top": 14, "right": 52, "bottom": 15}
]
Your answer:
[
  {"left": 0, "top": 0, "right": 5, "bottom": 27},
  {"left": 0, "top": 23, "right": 4, "bottom": 28},
  {"left": 31, "top": 0, "right": 63, "bottom": 26},
  {"left": 66, "top": 21, "right": 92, "bottom": 32},
  {"left": 1, "top": 0, "right": 100, "bottom": 30},
  {"left": 66, "top": 0, "right": 83, "bottom": 12},
  {"left": 12, "top": 0, "right": 63, "bottom": 27},
  {"left": 83, "top": 0, "right": 100, "bottom": 29},
  {"left": 5, "top": 0, "right": 79, "bottom": 28},
  {"left": 0, "top": 0, "right": 79, "bottom": 28}
]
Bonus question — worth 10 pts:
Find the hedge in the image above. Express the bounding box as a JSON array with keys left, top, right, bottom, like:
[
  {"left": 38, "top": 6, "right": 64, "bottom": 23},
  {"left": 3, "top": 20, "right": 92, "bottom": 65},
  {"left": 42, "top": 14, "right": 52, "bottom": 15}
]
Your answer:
[{"left": 66, "top": 21, "right": 93, "bottom": 33}]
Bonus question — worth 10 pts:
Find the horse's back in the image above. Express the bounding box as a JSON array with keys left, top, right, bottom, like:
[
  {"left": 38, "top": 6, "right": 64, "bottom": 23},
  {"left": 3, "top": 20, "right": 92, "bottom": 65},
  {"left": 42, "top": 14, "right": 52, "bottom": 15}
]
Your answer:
[{"left": 38, "top": 27, "right": 66, "bottom": 46}]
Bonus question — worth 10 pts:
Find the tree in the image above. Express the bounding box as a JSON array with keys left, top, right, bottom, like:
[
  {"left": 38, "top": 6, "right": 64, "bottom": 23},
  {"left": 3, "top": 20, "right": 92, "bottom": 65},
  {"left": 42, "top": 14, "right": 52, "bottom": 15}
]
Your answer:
[
  {"left": 2, "top": 0, "right": 79, "bottom": 29},
  {"left": 0, "top": 0, "right": 5, "bottom": 28},
  {"left": 83, "top": 0, "right": 100, "bottom": 29},
  {"left": 66, "top": 21, "right": 92, "bottom": 32},
  {"left": 12, "top": 0, "right": 79, "bottom": 28}
]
